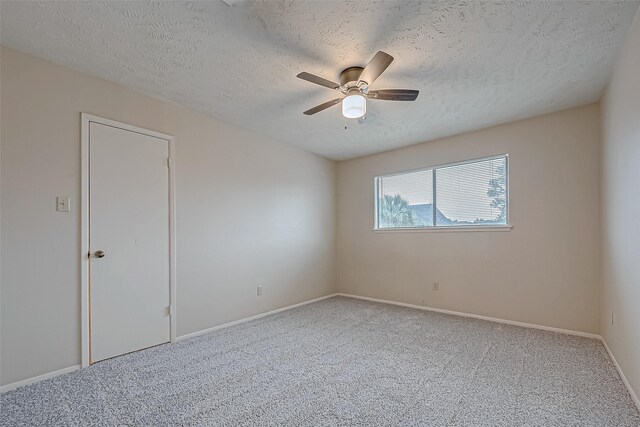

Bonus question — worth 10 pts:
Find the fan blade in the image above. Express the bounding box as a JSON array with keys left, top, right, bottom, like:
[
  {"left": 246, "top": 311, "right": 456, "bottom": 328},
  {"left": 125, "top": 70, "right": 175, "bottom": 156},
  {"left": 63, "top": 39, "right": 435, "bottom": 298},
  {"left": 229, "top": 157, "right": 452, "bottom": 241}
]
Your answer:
[
  {"left": 367, "top": 89, "right": 419, "bottom": 101},
  {"left": 297, "top": 72, "right": 340, "bottom": 90},
  {"left": 358, "top": 51, "right": 394, "bottom": 86},
  {"left": 303, "top": 98, "right": 342, "bottom": 115}
]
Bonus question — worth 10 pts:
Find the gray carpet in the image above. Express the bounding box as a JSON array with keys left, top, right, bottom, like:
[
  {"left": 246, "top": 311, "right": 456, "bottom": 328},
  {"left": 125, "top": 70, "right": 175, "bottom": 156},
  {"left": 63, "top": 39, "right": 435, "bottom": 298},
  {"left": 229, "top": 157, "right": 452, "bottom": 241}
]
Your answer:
[{"left": 1, "top": 296, "right": 639, "bottom": 426}]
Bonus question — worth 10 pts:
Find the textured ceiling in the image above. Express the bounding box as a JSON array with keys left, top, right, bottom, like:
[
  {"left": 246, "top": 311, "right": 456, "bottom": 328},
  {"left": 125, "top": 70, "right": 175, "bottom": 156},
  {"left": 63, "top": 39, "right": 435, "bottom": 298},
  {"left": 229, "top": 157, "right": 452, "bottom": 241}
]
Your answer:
[{"left": 1, "top": 1, "right": 638, "bottom": 160}]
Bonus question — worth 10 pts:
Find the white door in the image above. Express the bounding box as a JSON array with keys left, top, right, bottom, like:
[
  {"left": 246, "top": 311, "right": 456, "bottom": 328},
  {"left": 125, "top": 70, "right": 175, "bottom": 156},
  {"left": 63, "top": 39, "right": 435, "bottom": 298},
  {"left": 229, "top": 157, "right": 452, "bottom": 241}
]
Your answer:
[{"left": 89, "top": 122, "right": 171, "bottom": 363}]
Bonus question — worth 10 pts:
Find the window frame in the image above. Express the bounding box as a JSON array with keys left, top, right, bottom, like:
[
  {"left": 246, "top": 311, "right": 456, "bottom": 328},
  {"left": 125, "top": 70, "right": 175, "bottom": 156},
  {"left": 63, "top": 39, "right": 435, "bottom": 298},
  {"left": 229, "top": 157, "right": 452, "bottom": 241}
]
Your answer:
[{"left": 373, "top": 154, "right": 511, "bottom": 232}]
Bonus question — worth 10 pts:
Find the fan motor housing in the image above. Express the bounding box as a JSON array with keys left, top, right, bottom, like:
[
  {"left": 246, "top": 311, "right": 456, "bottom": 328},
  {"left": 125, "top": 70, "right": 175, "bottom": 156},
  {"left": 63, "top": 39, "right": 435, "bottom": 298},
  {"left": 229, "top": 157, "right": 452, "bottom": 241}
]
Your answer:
[{"left": 339, "top": 66, "right": 365, "bottom": 89}]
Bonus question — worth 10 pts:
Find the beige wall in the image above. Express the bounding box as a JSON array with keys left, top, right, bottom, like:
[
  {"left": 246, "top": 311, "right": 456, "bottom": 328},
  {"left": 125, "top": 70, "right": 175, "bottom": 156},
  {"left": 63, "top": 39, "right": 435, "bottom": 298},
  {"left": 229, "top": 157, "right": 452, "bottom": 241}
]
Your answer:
[
  {"left": 337, "top": 104, "right": 602, "bottom": 334},
  {"left": 0, "top": 47, "right": 337, "bottom": 386},
  {"left": 601, "top": 9, "right": 640, "bottom": 402}
]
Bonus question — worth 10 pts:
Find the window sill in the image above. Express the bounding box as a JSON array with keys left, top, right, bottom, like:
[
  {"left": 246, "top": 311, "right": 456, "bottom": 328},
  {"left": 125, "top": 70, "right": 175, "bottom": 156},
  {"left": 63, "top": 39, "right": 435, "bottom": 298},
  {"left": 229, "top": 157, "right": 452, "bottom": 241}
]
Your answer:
[{"left": 372, "top": 225, "right": 513, "bottom": 233}]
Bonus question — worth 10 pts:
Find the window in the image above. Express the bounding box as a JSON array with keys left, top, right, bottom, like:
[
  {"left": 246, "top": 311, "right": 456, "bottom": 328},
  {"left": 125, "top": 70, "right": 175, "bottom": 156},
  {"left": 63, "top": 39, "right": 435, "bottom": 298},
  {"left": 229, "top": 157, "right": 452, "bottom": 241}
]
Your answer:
[{"left": 375, "top": 155, "right": 508, "bottom": 229}]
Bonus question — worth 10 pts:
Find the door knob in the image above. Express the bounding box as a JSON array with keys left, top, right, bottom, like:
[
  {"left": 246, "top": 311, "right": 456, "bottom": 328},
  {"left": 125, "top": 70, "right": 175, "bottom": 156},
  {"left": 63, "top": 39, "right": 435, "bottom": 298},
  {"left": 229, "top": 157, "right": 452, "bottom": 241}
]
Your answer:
[{"left": 94, "top": 250, "right": 106, "bottom": 258}]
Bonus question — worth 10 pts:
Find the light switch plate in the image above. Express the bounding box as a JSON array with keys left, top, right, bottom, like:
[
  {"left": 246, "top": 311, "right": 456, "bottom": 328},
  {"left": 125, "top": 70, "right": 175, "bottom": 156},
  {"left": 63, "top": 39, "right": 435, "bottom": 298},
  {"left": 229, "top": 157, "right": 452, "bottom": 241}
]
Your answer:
[{"left": 56, "top": 196, "right": 70, "bottom": 212}]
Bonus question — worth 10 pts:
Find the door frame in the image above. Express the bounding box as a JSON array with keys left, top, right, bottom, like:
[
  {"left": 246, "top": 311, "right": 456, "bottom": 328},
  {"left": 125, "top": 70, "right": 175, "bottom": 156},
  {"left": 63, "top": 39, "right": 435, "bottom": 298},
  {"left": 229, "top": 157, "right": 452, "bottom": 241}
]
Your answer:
[{"left": 80, "top": 113, "right": 176, "bottom": 368}]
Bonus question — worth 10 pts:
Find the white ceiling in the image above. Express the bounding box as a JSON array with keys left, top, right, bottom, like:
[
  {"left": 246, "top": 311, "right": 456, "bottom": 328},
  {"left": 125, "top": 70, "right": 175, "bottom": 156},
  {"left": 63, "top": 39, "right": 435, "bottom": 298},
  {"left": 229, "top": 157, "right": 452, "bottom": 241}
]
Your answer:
[{"left": 1, "top": 1, "right": 638, "bottom": 160}]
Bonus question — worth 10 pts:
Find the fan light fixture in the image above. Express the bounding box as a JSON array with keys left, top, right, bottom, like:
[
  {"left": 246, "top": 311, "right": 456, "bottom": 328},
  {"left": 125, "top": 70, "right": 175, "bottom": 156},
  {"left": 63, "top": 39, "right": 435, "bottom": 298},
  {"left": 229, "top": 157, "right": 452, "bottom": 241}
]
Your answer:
[{"left": 342, "top": 94, "right": 366, "bottom": 119}]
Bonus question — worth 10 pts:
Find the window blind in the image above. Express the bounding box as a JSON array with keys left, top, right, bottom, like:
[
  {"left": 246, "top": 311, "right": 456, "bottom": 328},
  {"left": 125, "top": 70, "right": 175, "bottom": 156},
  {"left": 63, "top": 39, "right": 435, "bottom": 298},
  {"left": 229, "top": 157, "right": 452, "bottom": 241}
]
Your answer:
[{"left": 376, "top": 155, "right": 508, "bottom": 229}]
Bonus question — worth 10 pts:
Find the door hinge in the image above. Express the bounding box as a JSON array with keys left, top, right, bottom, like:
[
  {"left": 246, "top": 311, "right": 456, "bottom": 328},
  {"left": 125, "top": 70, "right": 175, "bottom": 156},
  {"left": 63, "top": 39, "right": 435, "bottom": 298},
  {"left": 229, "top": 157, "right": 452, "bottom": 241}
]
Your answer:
[
  {"left": 167, "top": 157, "right": 171, "bottom": 168},
  {"left": 168, "top": 305, "right": 172, "bottom": 316}
]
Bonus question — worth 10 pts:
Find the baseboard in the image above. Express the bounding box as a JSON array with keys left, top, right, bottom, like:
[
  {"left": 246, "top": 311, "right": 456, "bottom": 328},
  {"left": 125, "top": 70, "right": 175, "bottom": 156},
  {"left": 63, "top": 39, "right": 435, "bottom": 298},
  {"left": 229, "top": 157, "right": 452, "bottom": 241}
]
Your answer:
[
  {"left": 337, "top": 293, "right": 601, "bottom": 339},
  {"left": 0, "top": 365, "right": 81, "bottom": 394},
  {"left": 3, "top": 292, "right": 637, "bottom": 414},
  {"left": 176, "top": 293, "right": 340, "bottom": 341},
  {"left": 337, "top": 292, "right": 640, "bottom": 410},
  {"left": 1, "top": 294, "right": 338, "bottom": 393},
  {"left": 600, "top": 337, "right": 640, "bottom": 412}
]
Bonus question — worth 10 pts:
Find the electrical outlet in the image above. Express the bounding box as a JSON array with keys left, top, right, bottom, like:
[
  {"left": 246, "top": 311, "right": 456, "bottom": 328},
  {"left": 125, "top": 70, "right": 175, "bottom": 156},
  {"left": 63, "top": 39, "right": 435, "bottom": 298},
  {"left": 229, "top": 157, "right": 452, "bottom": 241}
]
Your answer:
[
  {"left": 433, "top": 282, "right": 439, "bottom": 291},
  {"left": 257, "top": 285, "right": 263, "bottom": 296}
]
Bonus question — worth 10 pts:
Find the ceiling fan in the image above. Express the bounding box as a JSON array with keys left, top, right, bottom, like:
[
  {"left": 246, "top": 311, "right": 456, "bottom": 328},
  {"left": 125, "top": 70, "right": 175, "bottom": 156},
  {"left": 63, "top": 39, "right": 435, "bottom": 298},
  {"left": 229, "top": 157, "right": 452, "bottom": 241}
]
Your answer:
[{"left": 297, "top": 51, "right": 419, "bottom": 119}]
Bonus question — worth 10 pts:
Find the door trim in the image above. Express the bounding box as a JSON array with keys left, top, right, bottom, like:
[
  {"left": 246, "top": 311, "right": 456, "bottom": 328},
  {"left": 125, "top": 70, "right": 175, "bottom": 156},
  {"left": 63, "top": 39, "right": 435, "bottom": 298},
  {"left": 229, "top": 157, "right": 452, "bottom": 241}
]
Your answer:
[{"left": 80, "top": 113, "right": 176, "bottom": 368}]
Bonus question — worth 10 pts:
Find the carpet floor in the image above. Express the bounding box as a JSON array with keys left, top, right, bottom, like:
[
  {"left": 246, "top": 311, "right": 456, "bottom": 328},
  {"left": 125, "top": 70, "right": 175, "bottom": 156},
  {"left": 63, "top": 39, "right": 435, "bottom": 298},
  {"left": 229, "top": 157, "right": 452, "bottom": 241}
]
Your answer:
[{"left": 1, "top": 296, "right": 639, "bottom": 426}]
